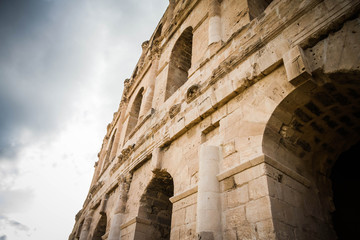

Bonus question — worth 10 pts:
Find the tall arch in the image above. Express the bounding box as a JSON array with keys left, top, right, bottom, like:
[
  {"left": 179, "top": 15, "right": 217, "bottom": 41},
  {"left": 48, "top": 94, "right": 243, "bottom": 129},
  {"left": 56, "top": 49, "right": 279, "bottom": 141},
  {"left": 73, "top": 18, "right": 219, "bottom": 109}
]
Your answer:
[
  {"left": 165, "top": 27, "right": 193, "bottom": 100},
  {"left": 248, "top": 0, "right": 273, "bottom": 20},
  {"left": 134, "top": 170, "right": 174, "bottom": 240},
  {"left": 262, "top": 71, "right": 360, "bottom": 239},
  {"left": 91, "top": 214, "right": 107, "bottom": 240},
  {"left": 331, "top": 142, "right": 360, "bottom": 239},
  {"left": 153, "top": 23, "right": 163, "bottom": 41},
  {"left": 105, "top": 129, "right": 117, "bottom": 162},
  {"left": 74, "top": 220, "right": 84, "bottom": 240},
  {"left": 126, "top": 88, "right": 144, "bottom": 136}
]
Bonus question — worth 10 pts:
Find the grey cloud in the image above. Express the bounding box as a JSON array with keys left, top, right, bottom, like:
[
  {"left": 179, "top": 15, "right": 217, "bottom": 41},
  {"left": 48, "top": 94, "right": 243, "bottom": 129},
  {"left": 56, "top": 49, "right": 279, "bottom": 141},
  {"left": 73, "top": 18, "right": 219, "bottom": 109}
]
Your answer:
[
  {"left": 0, "top": 189, "right": 34, "bottom": 214},
  {"left": 8, "top": 220, "right": 30, "bottom": 232},
  {"left": 0, "top": 1, "right": 168, "bottom": 238},
  {"left": 0, "top": 0, "right": 168, "bottom": 162},
  {"left": 0, "top": 0, "right": 105, "bottom": 161},
  {"left": 0, "top": 215, "right": 30, "bottom": 232}
]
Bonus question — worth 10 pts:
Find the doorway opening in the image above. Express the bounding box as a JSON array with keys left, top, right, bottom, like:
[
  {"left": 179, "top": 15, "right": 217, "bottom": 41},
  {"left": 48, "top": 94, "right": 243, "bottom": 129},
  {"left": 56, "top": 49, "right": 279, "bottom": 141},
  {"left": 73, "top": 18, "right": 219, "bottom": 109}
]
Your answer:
[
  {"left": 331, "top": 142, "right": 360, "bottom": 239},
  {"left": 135, "top": 170, "right": 174, "bottom": 240},
  {"left": 91, "top": 214, "right": 107, "bottom": 240}
]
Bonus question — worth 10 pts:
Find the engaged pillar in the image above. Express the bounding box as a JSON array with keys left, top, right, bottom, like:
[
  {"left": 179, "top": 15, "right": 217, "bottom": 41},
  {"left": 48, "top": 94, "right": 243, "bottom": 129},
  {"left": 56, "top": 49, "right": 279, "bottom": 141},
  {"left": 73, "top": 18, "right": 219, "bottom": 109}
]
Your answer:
[
  {"left": 209, "top": 0, "right": 222, "bottom": 45},
  {"left": 139, "top": 49, "right": 159, "bottom": 119},
  {"left": 79, "top": 210, "right": 94, "bottom": 240},
  {"left": 138, "top": 41, "right": 149, "bottom": 67},
  {"left": 108, "top": 174, "right": 132, "bottom": 240},
  {"left": 197, "top": 145, "right": 222, "bottom": 240}
]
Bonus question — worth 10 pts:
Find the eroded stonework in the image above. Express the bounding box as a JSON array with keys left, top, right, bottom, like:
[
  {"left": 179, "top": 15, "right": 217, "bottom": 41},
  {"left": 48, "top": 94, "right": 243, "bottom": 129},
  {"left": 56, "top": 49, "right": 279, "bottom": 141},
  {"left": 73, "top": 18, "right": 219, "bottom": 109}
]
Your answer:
[{"left": 69, "top": 1, "right": 360, "bottom": 239}]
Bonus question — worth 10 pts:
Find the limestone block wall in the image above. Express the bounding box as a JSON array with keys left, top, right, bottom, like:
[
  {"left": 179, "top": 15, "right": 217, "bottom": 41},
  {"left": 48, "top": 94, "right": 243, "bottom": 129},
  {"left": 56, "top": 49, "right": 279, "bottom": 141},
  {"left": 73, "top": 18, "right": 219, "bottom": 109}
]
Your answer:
[{"left": 69, "top": 0, "right": 360, "bottom": 240}]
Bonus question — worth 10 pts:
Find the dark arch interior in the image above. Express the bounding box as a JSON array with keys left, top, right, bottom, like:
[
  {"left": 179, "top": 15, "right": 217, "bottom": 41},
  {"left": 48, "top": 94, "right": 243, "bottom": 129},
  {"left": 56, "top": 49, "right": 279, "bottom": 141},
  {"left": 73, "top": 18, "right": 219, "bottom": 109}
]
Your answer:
[
  {"left": 262, "top": 71, "right": 360, "bottom": 239},
  {"left": 135, "top": 171, "right": 174, "bottom": 240},
  {"left": 331, "top": 141, "right": 360, "bottom": 239},
  {"left": 126, "top": 88, "right": 144, "bottom": 136},
  {"left": 105, "top": 129, "right": 117, "bottom": 163},
  {"left": 165, "top": 27, "right": 193, "bottom": 100},
  {"left": 91, "top": 214, "right": 107, "bottom": 240},
  {"left": 154, "top": 23, "right": 162, "bottom": 40},
  {"left": 75, "top": 220, "right": 84, "bottom": 239}
]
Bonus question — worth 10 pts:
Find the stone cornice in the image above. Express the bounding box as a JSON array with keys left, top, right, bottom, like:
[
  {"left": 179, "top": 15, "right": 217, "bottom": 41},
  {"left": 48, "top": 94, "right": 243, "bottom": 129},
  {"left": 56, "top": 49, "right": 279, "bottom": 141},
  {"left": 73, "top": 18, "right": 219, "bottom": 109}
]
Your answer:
[
  {"left": 216, "top": 154, "right": 311, "bottom": 188},
  {"left": 169, "top": 185, "right": 198, "bottom": 204}
]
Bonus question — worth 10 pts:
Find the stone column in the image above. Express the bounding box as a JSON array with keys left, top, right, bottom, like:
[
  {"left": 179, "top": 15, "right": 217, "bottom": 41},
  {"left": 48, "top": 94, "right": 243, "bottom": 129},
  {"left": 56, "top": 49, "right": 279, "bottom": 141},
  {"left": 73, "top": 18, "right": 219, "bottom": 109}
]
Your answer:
[
  {"left": 90, "top": 160, "right": 101, "bottom": 190},
  {"left": 139, "top": 47, "right": 160, "bottom": 119},
  {"left": 79, "top": 210, "right": 94, "bottom": 240},
  {"left": 164, "top": 0, "right": 175, "bottom": 31},
  {"left": 139, "top": 41, "right": 149, "bottom": 67},
  {"left": 197, "top": 145, "right": 222, "bottom": 240},
  {"left": 108, "top": 174, "right": 132, "bottom": 240},
  {"left": 114, "top": 102, "right": 127, "bottom": 152},
  {"left": 118, "top": 79, "right": 131, "bottom": 147},
  {"left": 168, "top": 0, "right": 175, "bottom": 21},
  {"left": 209, "top": 0, "right": 222, "bottom": 45},
  {"left": 100, "top": 194, "right": 109, "bottom": 215}
]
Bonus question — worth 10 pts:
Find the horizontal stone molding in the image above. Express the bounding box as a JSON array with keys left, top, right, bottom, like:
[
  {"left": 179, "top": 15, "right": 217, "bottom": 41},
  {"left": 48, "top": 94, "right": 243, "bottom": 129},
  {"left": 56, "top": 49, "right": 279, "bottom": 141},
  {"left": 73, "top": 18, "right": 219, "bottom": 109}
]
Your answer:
[
  {"left": 128, "top": 109, "right": 154, "bottom": 139},
  {"left": 106, "top": 181, "right": 119, "bottom": 195},
  {"left": 169, "top": 185, "right": 198, "bottom": 204},
  {"left": 264, "top": 155, "right": 311, "bottom": 188},
  {"left": 101, "top": 232, "right": 109, "bottom": 240},
  {"left": 291, "top": 0, "right": 359, "bottom": 48},
  {"left": 120, "top": 217, "right": 136, "bottom": 230},
  {"left": 120, "top": 217, "right": 152, "bottom": 230},
  {"left": 217, "top": 155, "right": 311, "bottom": 188},
  {"left": 217, "top": 155, "right": 265, "bottom": 181}
]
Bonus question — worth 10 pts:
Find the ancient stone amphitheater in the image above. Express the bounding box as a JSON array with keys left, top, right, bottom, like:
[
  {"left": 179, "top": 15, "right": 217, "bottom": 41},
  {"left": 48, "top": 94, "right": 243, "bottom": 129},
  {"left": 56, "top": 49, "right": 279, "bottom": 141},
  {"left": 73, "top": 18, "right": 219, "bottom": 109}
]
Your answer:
[{"left": 69, "top": 0, "right": 360, "bottom": 239}]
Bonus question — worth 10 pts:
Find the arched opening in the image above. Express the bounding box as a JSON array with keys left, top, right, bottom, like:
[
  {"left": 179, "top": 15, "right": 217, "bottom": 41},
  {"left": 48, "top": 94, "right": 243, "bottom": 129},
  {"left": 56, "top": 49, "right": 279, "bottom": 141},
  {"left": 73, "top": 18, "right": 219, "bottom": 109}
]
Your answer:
[
  {"left": 331, "top": 142, "right": 360, "bottom": 239},
  {"left": 105, "top": 129, "right": 117, "bottom": 162},
  {"left": 134, "top": 170, "right": 174, "bottom": 240},
  {"left": 132, "top": 66, "right": 138, "bottom": 79},
  {"left": 262, "top": 71, "right": 360, "bottom": 239},
  {"left": 126, "top": 88, "right": 144, "bottom": 136},
  {"left": 154, "top": 23, "right": 163, "bottom": 40},
  {"left": 248, "top": 0, "right": 273, "bottom": 20},
  {"left": 91, "top": 214, "right": 107, "bottom": 240},
  {"left": 165, "top": 27, "right": 193, "bottom": 100},
  {"left": 75, "top": 220, "right": 84, "bottom": 240}
]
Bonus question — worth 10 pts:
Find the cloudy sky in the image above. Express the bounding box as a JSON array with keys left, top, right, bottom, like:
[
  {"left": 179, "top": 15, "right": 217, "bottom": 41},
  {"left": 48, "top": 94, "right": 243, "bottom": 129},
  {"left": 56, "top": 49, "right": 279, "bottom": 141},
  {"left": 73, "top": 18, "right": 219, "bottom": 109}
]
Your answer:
[{"left": 0, "top": 0, "right": 168, "bottom": 239}]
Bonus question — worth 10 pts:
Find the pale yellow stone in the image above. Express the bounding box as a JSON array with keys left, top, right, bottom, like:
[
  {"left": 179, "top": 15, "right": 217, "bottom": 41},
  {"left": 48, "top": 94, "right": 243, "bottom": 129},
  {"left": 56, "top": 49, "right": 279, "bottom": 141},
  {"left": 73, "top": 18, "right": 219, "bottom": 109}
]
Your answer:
[{"left": 70, "top": 1, "right": 360, "bottom": 240}]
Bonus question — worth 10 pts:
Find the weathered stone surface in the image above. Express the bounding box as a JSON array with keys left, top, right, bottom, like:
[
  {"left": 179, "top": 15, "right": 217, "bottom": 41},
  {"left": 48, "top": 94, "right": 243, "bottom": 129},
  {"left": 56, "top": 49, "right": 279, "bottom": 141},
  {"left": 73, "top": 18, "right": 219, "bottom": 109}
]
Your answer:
[{"left": 69, "top": 1, "right": 360, "bottom": 240}]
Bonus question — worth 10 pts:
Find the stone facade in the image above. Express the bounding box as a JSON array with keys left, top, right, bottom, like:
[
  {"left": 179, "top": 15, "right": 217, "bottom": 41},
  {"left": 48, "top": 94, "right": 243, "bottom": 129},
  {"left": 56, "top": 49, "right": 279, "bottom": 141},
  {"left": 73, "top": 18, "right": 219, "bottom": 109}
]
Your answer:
[{"left": 69, "top": 0, "right": 360, "bottom": 239}]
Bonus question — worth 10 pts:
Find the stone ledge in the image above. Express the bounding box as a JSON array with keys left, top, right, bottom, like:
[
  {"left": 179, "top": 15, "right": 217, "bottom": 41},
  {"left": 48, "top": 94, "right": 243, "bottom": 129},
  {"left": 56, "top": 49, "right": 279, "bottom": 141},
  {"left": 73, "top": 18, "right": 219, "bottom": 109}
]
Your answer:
[
  {"left": 128, "top": 109, "right": 154, "bottom": 139},
  {"left": 169, "top": 185, "right": 198, "bottom": 204},
  {"left": 216, "top": 155, "right": 311, "bottom": 188},
  {"left": 101, "top": 232, "right": 109, "bottom": 240},
  {"left": 283, "top": 45, "right": 311, "bottom": 86},
  {"left": 291, "top": 0, "right": 360, "bottom": 48},
  {"left": 120, "top": 217, "right": 152, "bottom": 230},
  {"left": 264, "top": 155, "right": 311, "bottom": 188},
  {"left": 217, "top": 155, "right": 265, "bottom": 182}
]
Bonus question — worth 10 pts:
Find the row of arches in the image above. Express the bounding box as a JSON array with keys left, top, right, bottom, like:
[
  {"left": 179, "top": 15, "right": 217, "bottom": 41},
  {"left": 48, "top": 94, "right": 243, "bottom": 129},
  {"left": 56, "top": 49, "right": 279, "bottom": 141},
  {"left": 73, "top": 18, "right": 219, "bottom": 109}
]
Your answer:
[
  {"left": 79, "top": 71, "right": 360, "bottom": 240},
  {"left": 113, "top": 0, "right": 276, "bottom": 158},
  {"left": 76, "top": 171, "right": 174, "bottom": 240},
  {"left": 95, "top": 26, "right": 194, "bottom": 186},
  {"left": 87, "top": 2, "right": 359, "bottom": 239},
  {"left": 125, "top": 26, "right": 193, "bottom": 137},
  {"left": 79, "top": 140, "right": 360, "bottom": 240}
]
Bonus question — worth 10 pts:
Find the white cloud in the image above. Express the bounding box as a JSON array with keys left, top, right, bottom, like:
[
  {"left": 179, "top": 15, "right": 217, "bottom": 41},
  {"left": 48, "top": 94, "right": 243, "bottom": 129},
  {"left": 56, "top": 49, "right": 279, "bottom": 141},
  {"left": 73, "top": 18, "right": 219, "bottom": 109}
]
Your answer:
[{"left": 0, "top": 0, "right": 168, "bottom": 239}]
